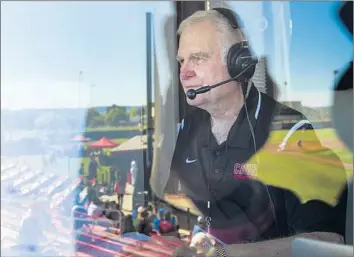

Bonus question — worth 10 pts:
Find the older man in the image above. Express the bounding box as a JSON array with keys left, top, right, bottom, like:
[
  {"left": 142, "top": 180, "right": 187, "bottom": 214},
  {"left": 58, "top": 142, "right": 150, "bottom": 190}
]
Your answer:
[{"left": 163, "top": 8, "right": 348, "bottom": 257}]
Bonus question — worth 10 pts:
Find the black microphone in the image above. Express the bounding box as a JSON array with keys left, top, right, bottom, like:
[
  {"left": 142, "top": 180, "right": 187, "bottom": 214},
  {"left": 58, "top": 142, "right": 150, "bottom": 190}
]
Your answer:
[{"left": 186, "top": 60, "right": 258, "bottom": 100}]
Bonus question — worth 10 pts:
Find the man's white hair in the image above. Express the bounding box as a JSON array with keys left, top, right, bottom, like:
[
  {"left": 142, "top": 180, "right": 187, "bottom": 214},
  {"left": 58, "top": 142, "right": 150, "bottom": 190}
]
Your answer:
[{"left": 177, "top": 9, "right": 246, "bottom": 65}]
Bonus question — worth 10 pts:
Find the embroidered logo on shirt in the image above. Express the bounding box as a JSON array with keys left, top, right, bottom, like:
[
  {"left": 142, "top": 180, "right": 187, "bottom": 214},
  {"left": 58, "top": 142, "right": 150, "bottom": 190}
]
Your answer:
[
  {"left": 185, "top": 158, "right": 197, "bottom": 164},
  {"left": 233, "top": 163, "right": 258, "bottom": 179}
]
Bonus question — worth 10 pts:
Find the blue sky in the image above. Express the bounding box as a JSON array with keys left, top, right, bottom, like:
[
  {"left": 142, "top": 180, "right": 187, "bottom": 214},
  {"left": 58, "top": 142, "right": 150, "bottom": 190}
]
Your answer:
[{"left": 1, "top": 1, "right": 352, "bottom": 109}]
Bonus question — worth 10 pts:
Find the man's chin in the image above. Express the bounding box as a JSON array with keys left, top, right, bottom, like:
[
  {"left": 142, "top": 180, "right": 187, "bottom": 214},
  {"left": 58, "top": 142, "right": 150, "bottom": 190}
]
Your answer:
[{"left": 186, "top": 97, "right": 204, "bottom": 107}]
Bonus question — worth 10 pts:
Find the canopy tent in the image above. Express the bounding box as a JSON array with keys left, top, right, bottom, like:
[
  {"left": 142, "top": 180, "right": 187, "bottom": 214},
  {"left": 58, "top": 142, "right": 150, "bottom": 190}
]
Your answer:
[
  {"left": 71, "top": 135, "right": 91, "bottom": 142},
  {"left": 110, "top": 135, "right": 152, "bottom": 152},
  {"left": 89, "top": 137, "right": 118, "bottom": 148}
]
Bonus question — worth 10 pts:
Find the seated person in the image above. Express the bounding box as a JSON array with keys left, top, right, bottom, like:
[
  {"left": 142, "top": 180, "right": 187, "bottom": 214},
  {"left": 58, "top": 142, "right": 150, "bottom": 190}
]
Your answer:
[
  {"left": 152, "top": 208, "right": 165, "bottom": 231},
  {"left": 155, "top": 7, "right": 348, "bottom": 257},
  {"left": 87, "top": 198, "right": 103, "bottom": 218},
  {"left": 102, "top": 201, "right": 111, "bottom": 217},
  {"left": 136, "top": 209, "right": 153, "bottom": 236},
  {"left": 107, "top": 203, "right": 124, "bottom": 229},
  {"left": 158, "top": 212, "right": 175, "bottom": 234},
  {"left": 134, "top": 206, "right": 145, "bottom": 227},
  {"left": 121, "top": 214, "right": 136, "bottom": 234},
  {"left": 147, "top": 204, "right": 157, "bottom": 224},
  {"left": 196, "top": 216, "right": 207, "bottom": 231}
]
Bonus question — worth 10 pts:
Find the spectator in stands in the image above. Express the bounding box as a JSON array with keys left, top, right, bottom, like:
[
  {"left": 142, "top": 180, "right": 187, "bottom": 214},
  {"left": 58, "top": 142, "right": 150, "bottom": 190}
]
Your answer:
[
  {"left": 109, "top": 166, "right": 116, "bottom": 194},
  {"left": 166, "top": 211, "right": 177, "bottom": 226},
  {"left": 134, "top": 206, "right": 145, "bottom": 227},
  {"left": 130, "top": 160, "right": 138, "bottom": 186},
  {"left": 107, "top": 203, "right": 124, "bottom": 228},
  {"left": 158, "top": 211, "right": 175, "bottom": 235},
  {"left": 196, "top": 216, "right": 207, "bottom": 230},
  {"left": 87, "top": 198, "right": 103, "bottom": 218},
  {"left": 132, "top": 204, "right": 140, "bottom": 220},
  {"left": 136, "top": 209, "right": 153, "bottom": 236},
  {"left": 153, "top": 208, "right": 165, "bottom": 231},
  {"left": 147, "top": 204, "right": 157, "bottom": 224},
  {"left": 116, "top": 169, "right": 127, "bottom": 208},
  {"left": 102, "top": 201, "right": 110, "bottom": 217},
  {"left": 88, "top": 154, "right": 98, "bottom": 182},
  {"left": 109, "top": 201, "right": 117, "bottom": 211},
  {"left": 78, "top": 163, "right": 84, "bottom": 176},
  {"left": 121, "top": 214, "right": 136, "bottom": 234},
  {"left": 86, "top": 182, "right": 98, "bottom": 204}
]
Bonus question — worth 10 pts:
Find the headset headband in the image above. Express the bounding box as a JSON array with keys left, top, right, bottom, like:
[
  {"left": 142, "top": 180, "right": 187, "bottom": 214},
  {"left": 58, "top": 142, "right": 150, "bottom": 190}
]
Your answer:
[{"left": 212, "top": 7, "right": 243, "bottom": 29}]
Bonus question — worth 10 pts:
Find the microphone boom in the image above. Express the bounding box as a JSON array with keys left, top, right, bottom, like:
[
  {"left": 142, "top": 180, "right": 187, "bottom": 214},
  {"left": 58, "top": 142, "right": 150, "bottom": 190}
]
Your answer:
[{"left": 186, "top": 60, "right": 257, "bottom": 100}]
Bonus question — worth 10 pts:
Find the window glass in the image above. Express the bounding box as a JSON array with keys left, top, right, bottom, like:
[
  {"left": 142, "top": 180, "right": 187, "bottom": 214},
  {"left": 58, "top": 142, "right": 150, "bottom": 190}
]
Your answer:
[
  {"left": 1, "top": 1, "right": 352, "bottom": 256},
  {"left": 1, "top": 1, "right": 177, "bottom": 256}
]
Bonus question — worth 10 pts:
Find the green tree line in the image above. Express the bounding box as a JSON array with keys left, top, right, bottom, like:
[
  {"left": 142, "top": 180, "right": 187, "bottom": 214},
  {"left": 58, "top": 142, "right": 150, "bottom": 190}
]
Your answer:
[{"left": 86, "top": 105, "right": 145, "bottom": 128}]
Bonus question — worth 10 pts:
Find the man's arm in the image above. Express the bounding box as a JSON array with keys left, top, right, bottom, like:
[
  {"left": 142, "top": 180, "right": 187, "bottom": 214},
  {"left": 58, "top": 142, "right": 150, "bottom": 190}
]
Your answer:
[{"left": 220, "top": 232, "right": 344, "bottom": 257}]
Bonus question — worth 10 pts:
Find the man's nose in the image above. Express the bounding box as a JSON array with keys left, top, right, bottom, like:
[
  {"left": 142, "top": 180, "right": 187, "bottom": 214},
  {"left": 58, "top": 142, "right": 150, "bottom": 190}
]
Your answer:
[{"left": 180, "top": 69, "right": 197, "bottom": 81}]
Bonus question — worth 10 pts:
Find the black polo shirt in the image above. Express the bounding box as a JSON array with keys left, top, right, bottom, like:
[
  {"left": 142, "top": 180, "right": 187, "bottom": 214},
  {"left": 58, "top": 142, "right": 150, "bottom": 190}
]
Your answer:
[{"left": 166, "top": 85, "right": 347, "bottom": 244}]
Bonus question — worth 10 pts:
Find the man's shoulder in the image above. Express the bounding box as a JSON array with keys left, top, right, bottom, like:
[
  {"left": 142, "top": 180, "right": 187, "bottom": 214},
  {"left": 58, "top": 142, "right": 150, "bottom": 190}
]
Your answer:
[{"left": 260, "top": 93, "right": 307, "bottom": 121}]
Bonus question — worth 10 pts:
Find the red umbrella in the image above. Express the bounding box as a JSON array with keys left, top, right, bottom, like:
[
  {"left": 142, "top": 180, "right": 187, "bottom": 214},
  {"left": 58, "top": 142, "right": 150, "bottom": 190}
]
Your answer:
[
  {"left": 71, "top": 135, "right": 90, "bottom": 142},
  {"left": 89, "top": 137, "right": 118, "bottom": 148}
]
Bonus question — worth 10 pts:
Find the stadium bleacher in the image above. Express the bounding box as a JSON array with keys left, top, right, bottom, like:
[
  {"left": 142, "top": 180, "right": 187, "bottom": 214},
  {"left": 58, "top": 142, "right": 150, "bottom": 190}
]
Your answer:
[{"left": 1, "top": 161, "right": 185, "bottom": 257}]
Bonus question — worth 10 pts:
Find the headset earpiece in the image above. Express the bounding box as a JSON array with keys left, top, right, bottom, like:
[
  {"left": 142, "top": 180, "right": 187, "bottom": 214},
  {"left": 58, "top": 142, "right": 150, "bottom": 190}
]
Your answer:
[
  {"left": 213, "top": 8, "right": 256, "bottom": 81},
  {"left": 227, "top": 41, "right": 256, "bottom": 81}
]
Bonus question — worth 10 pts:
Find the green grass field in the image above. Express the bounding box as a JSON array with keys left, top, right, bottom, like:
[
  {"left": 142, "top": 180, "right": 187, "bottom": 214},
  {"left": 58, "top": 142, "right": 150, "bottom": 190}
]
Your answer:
[
  {"left": 267, "top": 128, "right": 352, "bottom": 165},
  {"left": 268, "top": 128, "right": 339, "bottom": 143}
]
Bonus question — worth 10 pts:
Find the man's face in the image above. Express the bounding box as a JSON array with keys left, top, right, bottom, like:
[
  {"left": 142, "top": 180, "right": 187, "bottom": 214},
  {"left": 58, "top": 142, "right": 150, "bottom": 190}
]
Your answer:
[{"left": 178, "top": 20, "right": 236, "bottom": 108}]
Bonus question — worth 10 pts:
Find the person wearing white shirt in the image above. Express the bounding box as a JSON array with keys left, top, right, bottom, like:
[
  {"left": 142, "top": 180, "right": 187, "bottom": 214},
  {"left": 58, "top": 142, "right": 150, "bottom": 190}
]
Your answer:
[{"left": 130, "top": 160, "right": 138, "bottom": 186}]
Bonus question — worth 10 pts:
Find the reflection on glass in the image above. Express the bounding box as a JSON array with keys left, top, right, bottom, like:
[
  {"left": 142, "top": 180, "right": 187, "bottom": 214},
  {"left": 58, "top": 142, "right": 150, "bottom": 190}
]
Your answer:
[
  {"left": 1, "top": 1, "right": 352, "bottom": 256},
  {"left": 1, "top": 1, "right": 176, "bottom": 256}
]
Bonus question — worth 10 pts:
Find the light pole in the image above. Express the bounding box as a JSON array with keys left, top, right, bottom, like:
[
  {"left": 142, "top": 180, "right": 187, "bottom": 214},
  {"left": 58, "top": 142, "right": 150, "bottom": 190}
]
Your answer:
[
  {"left": 89, "top": 84, "right": 95, "bottom": 108},
  {"left": 77, "top": 71, "right": 83, "bottom": 108}
]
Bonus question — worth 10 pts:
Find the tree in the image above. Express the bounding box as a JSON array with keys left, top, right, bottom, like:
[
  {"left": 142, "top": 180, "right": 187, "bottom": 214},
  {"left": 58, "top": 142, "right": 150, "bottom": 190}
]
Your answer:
[
  {"left": 86, "top": 108, "right": 101, "bottom": 127},
  {"left": 105, "top": 106, "right": 128, "bottom": 126},
  {"left": 129, "top": 108, "right": 138, "bottom": 117},
  {"left": 89, "top": 116, "right": 106, "bottom": 128}
]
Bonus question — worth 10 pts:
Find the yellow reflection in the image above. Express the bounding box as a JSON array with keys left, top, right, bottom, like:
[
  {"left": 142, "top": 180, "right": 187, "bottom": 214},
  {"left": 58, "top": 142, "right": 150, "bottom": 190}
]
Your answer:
[{"left": 251, "top": 128, "right": 352, "bottom": 206}]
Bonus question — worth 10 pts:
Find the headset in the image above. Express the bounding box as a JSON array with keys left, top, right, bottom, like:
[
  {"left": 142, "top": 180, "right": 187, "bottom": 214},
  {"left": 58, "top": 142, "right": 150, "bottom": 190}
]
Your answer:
[{"left": 213, "top": 8, "right": 257, "bottom": 84}]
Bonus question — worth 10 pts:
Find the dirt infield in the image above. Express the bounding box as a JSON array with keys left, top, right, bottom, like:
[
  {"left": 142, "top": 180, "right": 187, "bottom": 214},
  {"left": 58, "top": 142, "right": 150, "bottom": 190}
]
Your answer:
[
  {"left": 320, "top": 140, "right": 348, "bottom": 149},
  {"left": 262, "top": 139, "right": 352, "bottom": 170},
  {"left": 263, "top": 139, "right": 347, "bottom": 152}
]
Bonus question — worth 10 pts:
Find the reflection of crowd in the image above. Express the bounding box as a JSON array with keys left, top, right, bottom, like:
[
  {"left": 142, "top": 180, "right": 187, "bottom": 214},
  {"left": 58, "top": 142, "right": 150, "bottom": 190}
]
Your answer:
[
  {"left": 73, "top": 192, "right": 180, "bottom": 239},
  {"left": 82, "top": 153, "right": 131, "bottom": 207},
  {"left": 129, "top": 205, "right": 180, "bottom": 237}
]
